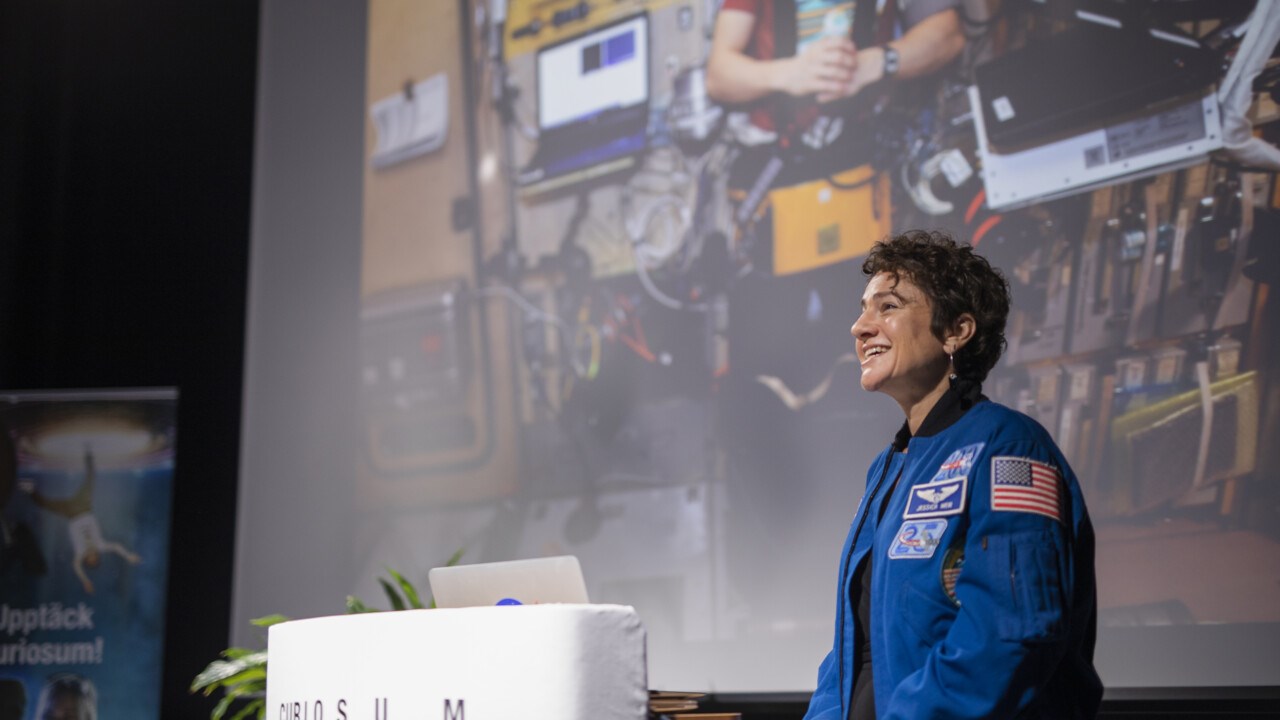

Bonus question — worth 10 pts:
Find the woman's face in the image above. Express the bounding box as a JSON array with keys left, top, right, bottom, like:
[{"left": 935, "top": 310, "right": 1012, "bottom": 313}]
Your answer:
[{"left": 851, "top": 272, "right": 951, "bottom": 407}]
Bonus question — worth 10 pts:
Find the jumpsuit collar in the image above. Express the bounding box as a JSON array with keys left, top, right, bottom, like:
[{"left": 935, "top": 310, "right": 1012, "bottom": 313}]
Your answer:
[{"left": 891, "top": 377, "right": 986, "bottom": 452}]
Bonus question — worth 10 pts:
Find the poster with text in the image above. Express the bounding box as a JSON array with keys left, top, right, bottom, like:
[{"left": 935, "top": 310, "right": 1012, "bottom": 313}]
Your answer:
[{"left": 0, "top": 389, "right": 177, "bottom": 720}]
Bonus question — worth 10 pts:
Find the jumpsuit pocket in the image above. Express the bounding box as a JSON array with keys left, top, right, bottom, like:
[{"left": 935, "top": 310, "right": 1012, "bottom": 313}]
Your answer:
[
  {"left": 991, "top": 530, "right": 1067, "bottom": 643},
  {"left": 897, "top": 578, "right": 959, "bottom": 650}
]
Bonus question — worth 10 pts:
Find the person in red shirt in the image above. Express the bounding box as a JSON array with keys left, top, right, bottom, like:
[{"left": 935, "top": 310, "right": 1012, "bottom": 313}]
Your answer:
[{"left": 707, "top": 0, "right": 965, "bottom": 143}]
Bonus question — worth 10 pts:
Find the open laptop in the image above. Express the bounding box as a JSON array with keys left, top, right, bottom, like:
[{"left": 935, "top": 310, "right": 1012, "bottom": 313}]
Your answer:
[
  {"left": 973, "top": 17, "right": 1218, "bottom": 153},
  {"left": 517, "top": 13, "right": 650, "bottom": 194},
  {"left": 428, "top": 555, "right": 591, "bottom": 608}
]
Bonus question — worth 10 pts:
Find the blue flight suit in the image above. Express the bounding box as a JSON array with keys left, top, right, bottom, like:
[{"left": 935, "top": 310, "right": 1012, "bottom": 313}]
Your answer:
[{"left": 804, "top": 388, "right": 1102, "bottom": 719}]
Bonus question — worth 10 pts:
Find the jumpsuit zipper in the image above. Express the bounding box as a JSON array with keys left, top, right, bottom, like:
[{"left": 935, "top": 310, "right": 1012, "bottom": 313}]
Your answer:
[{"left": 838, "top": 450, "right": 900, "bottom": 718}]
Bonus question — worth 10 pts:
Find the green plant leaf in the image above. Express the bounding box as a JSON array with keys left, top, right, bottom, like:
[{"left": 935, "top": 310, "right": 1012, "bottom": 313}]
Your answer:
[
  {"left": 221, "top": 647, "right": 259, "bottom": 660},
  {"left": 210, "top": 693, "right": 237, "bottom": 720},
  {"left": 249, "top": 614, "right": 290, "bottom": 628},
  {"left": 229, "top": 697, "right": 266, "bottom": 720},
  {"left": 220, "top": 668, "right": 267, "bottom": 694},
  {"left": 346, "top": 595, "right": 376, "bottom": 614},
  {"left": 209, "top": 691, "right": 264, "bottom": 720},
  {"left": 386, "top": 567, "right": 424, "bottom": 609},
  {"left": 190, "top": 653, "right": 268, "bottom": 693},
  {"left": 378, "top": 578, "right": 406, "bottom": 611}
]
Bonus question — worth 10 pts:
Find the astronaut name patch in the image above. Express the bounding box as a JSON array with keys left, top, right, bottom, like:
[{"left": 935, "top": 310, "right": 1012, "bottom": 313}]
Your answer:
[
  {"left": 903, "top": 476, "right": 968, "bottom": 519},
  {"left": 888, "top": 518, "right": 948, "bottom": 560}
]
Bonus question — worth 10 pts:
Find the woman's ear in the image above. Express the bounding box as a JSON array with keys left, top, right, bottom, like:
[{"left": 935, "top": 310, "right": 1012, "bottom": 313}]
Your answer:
[{"left": 946, "top": 313, "right": 977, "bottom": 355}]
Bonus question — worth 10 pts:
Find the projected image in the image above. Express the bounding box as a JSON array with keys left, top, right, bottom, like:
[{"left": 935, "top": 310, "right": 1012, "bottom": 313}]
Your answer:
[{"left": 353, "top": 0, "right": 1280, "bottom": 693}]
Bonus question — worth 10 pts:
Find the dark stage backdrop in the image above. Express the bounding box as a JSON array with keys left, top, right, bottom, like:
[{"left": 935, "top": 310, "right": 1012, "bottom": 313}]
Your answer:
[{"left": 0, "top": 0, "right": 257, "bottom": 717}]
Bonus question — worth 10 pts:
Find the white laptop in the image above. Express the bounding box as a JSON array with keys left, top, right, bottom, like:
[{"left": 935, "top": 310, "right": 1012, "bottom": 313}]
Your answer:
[{"left": 428, "top": 555, "right": 590, "bottom": 608}]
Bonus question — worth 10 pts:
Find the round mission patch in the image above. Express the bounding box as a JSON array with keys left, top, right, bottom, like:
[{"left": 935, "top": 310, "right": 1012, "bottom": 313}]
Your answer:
[{"left": 941, "top": 545, "right": 965, "bottom": 606}]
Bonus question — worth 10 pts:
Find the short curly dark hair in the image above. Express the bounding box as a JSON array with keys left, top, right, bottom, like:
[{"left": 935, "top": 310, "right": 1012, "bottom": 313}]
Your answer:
[{"left": 862, "top": 230, "right": 1010, "bottom": 383}]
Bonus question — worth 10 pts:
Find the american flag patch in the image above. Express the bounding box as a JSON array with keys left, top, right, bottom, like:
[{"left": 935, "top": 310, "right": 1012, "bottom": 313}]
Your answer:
[{"left": 991, "top": 457, "right": 1062, "bottom": 523}]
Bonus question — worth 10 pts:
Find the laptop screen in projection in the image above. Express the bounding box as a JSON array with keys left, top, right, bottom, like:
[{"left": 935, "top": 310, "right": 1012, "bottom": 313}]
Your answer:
[{"left": 536, "top": 14, "right": 648, "bottom": 131}]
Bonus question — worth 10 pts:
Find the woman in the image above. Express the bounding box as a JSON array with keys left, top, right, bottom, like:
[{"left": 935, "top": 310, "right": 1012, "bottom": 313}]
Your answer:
[{"left": 804, "top": 231, "right": 1102, "bottom": 719}]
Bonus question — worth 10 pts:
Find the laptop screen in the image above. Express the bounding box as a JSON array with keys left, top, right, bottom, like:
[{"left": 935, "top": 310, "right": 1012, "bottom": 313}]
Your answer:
[
  {"left": 536, "top": 14, "right": 648, "bottom": 132},
  {"left": 428, "top": 555, "right": 591, "bottom": 608}
]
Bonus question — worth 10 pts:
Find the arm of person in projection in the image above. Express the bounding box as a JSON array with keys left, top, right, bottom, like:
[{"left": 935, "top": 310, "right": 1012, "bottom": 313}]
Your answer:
[
  {"left": 838, "top": 8, "right": 965, "bottom": 99},
  {"left": 878, "top": 441, "right": 1079, "bottom": 719},
  {"left": 706, "top": 8, "right": 857, "bottom": 104}
]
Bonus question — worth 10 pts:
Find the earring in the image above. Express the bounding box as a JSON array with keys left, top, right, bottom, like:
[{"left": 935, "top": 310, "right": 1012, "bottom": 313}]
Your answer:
[{"left": 948, "top": 352, "right": 957, "bottom": 381}]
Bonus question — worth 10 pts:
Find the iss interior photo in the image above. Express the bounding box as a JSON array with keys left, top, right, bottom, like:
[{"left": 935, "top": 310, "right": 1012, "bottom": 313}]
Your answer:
[{"left": 4, "top": 0, "right": 1280, "bottom": 717}]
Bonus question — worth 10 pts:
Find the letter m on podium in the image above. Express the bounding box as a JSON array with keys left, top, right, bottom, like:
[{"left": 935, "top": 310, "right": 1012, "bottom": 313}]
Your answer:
[{"left": 443, "top": 699, "right": 465, "bottom": 720}]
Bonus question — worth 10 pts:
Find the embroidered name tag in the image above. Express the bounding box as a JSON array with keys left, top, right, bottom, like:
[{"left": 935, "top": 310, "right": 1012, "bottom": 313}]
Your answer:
[
  {"left": 903, "top": 476, "right": 968, "bottom": 519},
  {"left": 888, "top": 518, "right": 949, "bottom": 560}
]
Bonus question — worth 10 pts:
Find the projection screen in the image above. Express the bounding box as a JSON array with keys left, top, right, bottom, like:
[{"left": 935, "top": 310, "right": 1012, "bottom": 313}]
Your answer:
[{"left": 236, "top": 0, "right": 1280, "bottom": 696}]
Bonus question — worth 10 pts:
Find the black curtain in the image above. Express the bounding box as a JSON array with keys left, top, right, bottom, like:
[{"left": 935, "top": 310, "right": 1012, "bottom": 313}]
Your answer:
[{"left": 0, "top": 0, "right": 258, "bottom": 716}]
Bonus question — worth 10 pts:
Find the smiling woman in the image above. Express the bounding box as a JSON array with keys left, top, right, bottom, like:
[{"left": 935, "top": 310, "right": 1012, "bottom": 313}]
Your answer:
[
  {"left": 851, "top": 273, "right": 966, "bottom": 429},
  {"left": 857, "top": 232, "right": 1011, "bottom": 384},
  {"left": 803, "top": 230, "right": 1102, "bottom": 720}
]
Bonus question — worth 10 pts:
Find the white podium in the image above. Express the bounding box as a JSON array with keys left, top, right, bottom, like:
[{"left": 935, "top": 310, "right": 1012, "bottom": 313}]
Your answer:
[{"left": 265, "top": 604, "right": 648, "bottom": 720}]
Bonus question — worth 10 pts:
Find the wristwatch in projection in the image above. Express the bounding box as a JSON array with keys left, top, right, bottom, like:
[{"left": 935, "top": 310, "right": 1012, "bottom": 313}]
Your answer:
[{"left": 882, "top": 44, "right": 900, "bottom": 79}]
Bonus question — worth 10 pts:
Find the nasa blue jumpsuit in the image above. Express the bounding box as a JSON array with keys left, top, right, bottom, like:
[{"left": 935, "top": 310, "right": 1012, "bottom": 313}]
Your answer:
[{"left": 803, "top": 384, "right": 1103, "bottom": 719}]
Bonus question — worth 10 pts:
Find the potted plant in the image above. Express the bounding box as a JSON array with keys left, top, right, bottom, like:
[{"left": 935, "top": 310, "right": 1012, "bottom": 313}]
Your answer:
[{"left": 191, "top": 552, "right": 461, "bottom": 720}]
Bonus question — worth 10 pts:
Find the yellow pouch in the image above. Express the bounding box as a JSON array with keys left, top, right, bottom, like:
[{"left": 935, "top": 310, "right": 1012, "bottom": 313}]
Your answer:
[{"left": 768, "top": 164, "right": 891, "bottom": 276}]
